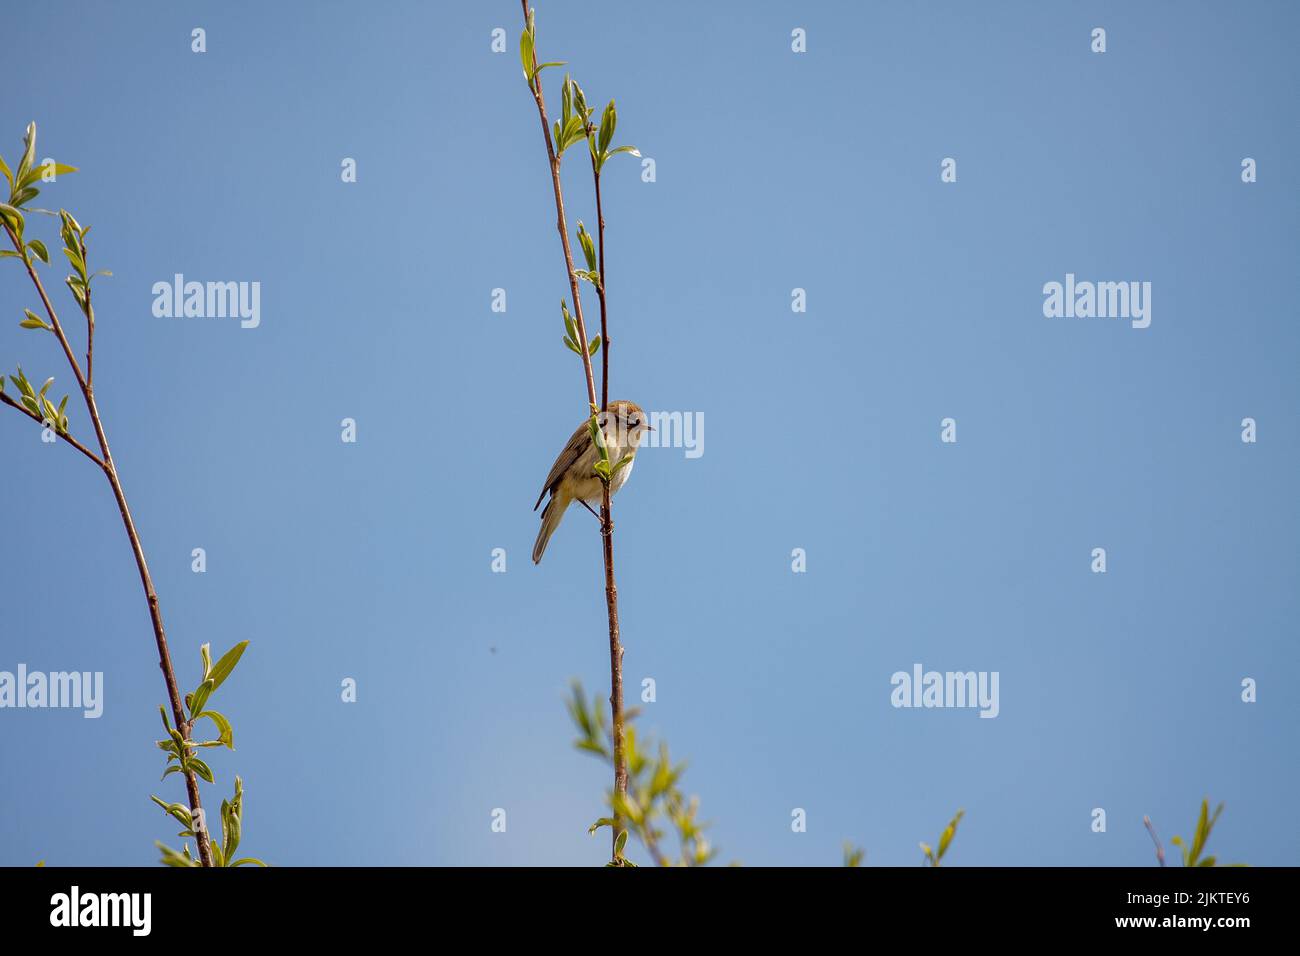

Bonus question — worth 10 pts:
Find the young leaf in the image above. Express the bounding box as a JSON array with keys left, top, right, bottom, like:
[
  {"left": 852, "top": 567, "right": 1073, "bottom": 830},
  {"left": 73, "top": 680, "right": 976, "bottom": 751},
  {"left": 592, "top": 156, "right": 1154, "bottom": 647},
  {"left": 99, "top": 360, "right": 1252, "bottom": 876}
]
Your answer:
[
  {"left": 207, "top": 640, "right": 249, "bottom": 692},
  {"left": 16, "top": 122, "right": 36, "bottom": 187},
  {"left": 18, "top": 161, "right": 76, "bottom": 190},
  {"left": 196, "top": 710, "right": 235, "bottom": 749},
  {"left": 599, "top": 100, "right": 616, "bottom": 156},
  {"left": 519, "top": 29, "right": 535, "bottom": 81},
  {"left": 188, "top": 678, "right": 216, "bottom": 718},
  {"left": 577, "top": 222, "right": 597, "bottom": 271},
  {"left": 20, "top": 309, "right": 50, "bottom": 331}
]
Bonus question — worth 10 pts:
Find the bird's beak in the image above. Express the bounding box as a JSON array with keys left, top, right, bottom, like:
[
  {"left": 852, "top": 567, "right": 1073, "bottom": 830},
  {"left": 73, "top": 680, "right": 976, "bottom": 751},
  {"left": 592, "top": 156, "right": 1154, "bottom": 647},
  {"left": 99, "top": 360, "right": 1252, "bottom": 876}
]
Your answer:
[{"left": 645, "top": 424, "right": 654, "bottom": 431}]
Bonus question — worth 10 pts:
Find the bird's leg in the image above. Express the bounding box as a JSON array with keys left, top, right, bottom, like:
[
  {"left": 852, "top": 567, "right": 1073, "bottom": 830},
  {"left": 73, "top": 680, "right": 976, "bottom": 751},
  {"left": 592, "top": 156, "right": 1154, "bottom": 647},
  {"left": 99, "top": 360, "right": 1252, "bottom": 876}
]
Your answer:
[{"left": 578, "top": 498, "right": 603, "bottom": 523}]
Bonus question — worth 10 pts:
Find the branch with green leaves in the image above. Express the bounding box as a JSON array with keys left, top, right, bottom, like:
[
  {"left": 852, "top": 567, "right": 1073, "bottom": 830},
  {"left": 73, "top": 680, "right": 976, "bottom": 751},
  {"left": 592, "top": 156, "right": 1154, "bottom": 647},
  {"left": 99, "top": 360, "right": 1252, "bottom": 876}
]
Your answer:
[
  {"left": 520, "top": 3, "right": 642, "bottom": 866},
  {"left": 568, "top": 682, "right": 718, "bottom": 867},
  {"left": 151, "top": 642, "right": 266, "bottom": 867},
  {"left": 1146, "top": 799, "right": 1243, "bottom": 868},
  {"left": 1, "top": 122, "right": 253, "bottom": 867}
]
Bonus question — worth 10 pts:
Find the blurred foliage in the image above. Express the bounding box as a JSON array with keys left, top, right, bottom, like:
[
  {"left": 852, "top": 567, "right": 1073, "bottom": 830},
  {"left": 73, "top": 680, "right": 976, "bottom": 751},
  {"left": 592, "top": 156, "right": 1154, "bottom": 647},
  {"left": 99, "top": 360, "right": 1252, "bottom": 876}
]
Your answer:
[
  {"left": 1168, "top": 799, "right": 1242, "bottom": 868},
  {"left": 567, "top": 681, "right": 717, "bottom": 866}
]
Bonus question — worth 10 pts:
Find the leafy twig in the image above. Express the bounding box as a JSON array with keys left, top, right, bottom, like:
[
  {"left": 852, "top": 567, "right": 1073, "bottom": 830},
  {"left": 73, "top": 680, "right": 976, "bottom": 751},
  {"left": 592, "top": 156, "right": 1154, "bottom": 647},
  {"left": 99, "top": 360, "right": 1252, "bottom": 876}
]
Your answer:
[
  {"left": 1, "top": 123, "right": 214, "bottom": 865},
  {"left": 519, "top": 3, "right": 635, "bottom": 863}
]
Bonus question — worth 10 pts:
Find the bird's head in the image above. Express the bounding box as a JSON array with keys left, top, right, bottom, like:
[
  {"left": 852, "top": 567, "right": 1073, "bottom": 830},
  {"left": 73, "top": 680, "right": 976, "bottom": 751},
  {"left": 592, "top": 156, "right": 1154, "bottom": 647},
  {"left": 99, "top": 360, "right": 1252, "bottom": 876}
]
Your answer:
[{"left": 606, "top": 400, "right": 653, "bottom": 447}]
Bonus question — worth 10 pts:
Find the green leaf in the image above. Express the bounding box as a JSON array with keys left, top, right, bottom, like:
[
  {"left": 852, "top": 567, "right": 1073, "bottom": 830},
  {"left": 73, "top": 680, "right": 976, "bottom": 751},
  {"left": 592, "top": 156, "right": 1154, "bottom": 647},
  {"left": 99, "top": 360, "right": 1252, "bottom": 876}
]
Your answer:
[
  {"left": 563, "top": 336, "right": 581, "bottom": 355},
  {"left": 557, "top": 114, "right": 585, "bottom": 153},
  {"left": 200, "top": 643, "right": 212, "bottom": 680},
  {"left": 18, "top": 162, "right": 76, "bottom": 191},
  {"left": 188, "top": 678, "right": 215, "bottom": 719},
  {"left": 571, "top": 80, "right": 589, "bottom": 121},
  {"left": 19, "top": 309, "right": 50, "bottom": 331},
  {"left": 519, "top": 29, "right": 535, "bottom": 81},
  {"left": 599, "top": 100, "right": 616, "bottom": 156},
  {"left": 0, "top": 153, "right": 10, "bottom": 190},
  {"left": 230, "top": 858, "right": 269, "bottom": 867},
  {"left": 588, "top": 335, "right": 601, "bottom": 356},
  {"left": 207, "top": 640, "right": 249, "bottom": 692},
  {"left": 608, "top": 145, "right": 641, "bottom": 159},
  {"left": 222, "top": 799, "right": 241, "bottom": 863},
  {"left": 186, "top": 757, "right": 215, "bottom": 784},
  {"left": 613, "top": 829, "right": 628, "bottom": 859},
  {"left": 588, "top": 817, "right": 616, "bottom": 835},
  {"left": 16, "top": 122, "right": 36, "bottom": 188},
  {"left": 0, "top": 202, "right": 23, "bottom": 233},
  {"left": 26, "top": 239, "right": 47, "bottom": 263},
  {"left": 1190, "top": 799, "right": 1209, "bottom": 864},
  {"left": 154, "top": 841, "right": 199, "bottom": 868},
  {"left": 62, "top": 245, "right": 85, "bottom": 277},
  {"left": 196, "top": 710, "right": 234, "bottom": 749},
  {"left": 150, "top": 797, "right": 192, "bottom": 828},
  {"left": 577, "top": 222, "right": 597, "bottom": 271},
  {"left": 588, "top": 413, "right": 609, "bottom": 459}
]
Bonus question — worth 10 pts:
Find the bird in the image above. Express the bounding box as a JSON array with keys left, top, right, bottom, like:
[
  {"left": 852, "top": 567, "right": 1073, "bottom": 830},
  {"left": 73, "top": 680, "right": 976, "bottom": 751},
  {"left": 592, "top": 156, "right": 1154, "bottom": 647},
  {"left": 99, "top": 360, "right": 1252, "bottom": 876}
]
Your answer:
[{"left": 533, "top": 400, "right": 652, "bottom": 564}]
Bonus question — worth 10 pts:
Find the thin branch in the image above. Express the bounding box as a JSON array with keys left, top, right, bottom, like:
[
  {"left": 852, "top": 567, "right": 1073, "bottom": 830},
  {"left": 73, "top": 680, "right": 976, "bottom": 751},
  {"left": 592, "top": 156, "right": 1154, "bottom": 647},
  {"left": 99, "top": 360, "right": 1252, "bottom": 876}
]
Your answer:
[
  {"left": 590, "top": 159, "right": 609, "bottom": 412},
  {"left": 79, "top": 233, "right": 94, "bottom": 386},
  {"left": 1143, "top": 815, "right": 1166, "bottom": 867},
  {"left": 0, "top": 389, "right": 105, "bottom": 468},
  {"left": 520, "top": 6, "right": 598, "bottom": 415},
  {"left": 521, "top": 0, "right": 629, "bottom": 863},
  {"left": 3, "top": 223, "right": 213, "bottom": 867},
  {"left": 589, "top": 155, "right": 626, "bottom": 838}
]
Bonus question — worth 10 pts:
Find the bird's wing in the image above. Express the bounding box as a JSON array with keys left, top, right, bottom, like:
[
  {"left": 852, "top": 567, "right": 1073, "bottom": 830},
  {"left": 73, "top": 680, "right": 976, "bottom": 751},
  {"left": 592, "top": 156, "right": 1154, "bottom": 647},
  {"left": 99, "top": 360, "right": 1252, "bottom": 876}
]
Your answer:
[{"left": 534, "top": 419, "right": 591, "bottom": 510}]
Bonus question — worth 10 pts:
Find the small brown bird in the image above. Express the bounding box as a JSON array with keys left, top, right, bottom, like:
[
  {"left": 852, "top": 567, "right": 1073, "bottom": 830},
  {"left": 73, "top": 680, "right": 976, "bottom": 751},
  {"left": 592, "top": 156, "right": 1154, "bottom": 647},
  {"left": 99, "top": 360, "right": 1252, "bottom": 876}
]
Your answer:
[{"left": 533, "top": 400, "right": 652, "bottom": 564}]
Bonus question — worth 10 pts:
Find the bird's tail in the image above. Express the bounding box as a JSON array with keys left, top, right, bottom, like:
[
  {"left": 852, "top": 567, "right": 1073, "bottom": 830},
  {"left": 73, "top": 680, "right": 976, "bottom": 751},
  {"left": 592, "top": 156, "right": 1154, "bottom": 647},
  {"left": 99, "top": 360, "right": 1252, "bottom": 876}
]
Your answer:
[{"left": 533, "top": 493, "right": 567, "bottom": 564}]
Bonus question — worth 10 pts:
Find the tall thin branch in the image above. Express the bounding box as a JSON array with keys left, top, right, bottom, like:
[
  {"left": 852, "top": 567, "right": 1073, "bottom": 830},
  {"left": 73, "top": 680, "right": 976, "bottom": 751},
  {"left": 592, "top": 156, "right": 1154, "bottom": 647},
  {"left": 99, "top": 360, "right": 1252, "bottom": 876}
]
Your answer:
[
  {"left": 589, "top": 160, "right": 626, "bottom": 834},
  {"left": 3, "top": 223, "right": 213, "bottom": 867},
  {"left": 520, "top": 0, "right": 629, "bottom": 863},
  {"left": 591, "top": 161, "right": 609, "bottom": 411}
]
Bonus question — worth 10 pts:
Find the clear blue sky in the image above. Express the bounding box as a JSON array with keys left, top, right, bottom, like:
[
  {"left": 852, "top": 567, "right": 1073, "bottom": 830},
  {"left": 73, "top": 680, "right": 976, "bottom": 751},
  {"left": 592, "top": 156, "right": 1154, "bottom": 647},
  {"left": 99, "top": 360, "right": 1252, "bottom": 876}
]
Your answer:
[{"left": 2, "top": 0, "right": 1295, "bottom": 866}]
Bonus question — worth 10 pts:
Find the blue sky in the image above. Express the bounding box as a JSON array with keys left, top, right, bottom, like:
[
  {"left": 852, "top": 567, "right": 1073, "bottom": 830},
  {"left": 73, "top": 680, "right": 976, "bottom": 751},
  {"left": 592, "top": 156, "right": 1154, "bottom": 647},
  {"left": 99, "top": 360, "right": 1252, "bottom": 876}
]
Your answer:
[{"left": 1, "top": 0, "right": 1296, "bottom": 866}]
